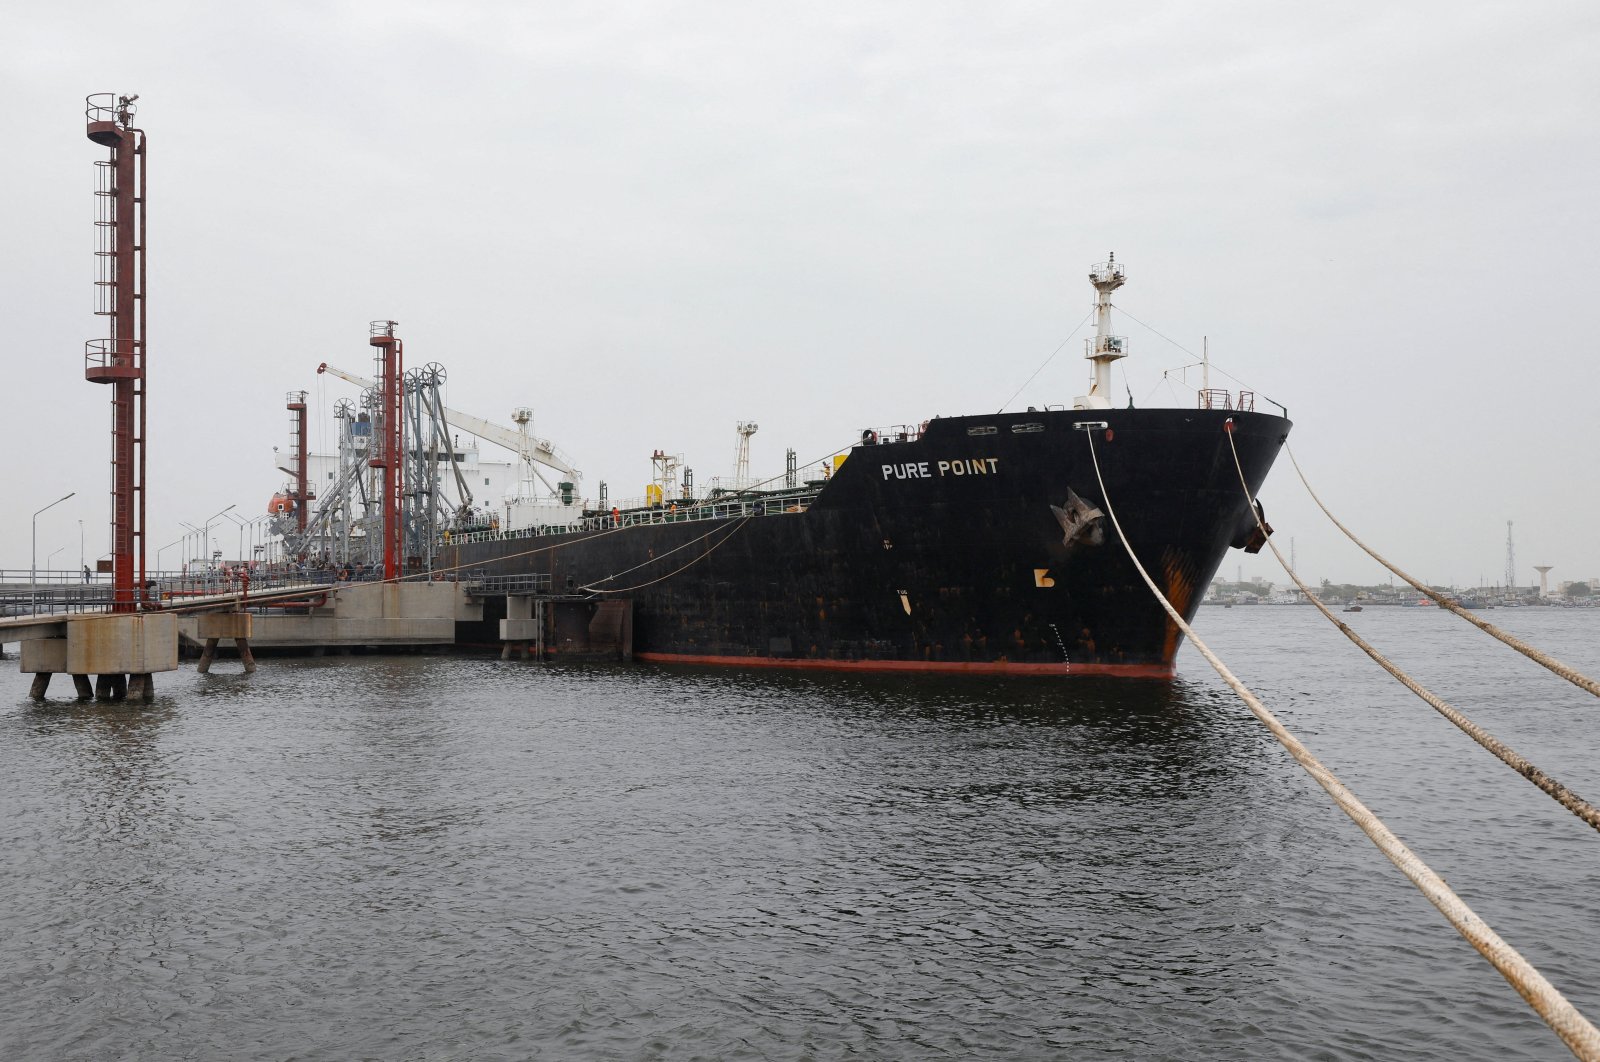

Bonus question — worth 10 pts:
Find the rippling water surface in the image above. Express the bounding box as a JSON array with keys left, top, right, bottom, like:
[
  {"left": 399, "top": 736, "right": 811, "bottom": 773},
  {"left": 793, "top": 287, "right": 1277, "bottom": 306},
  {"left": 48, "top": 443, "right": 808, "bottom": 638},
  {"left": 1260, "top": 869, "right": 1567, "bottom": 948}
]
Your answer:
[{"left": 3, "top": 607, "right": 1599, "bottom": 1060}]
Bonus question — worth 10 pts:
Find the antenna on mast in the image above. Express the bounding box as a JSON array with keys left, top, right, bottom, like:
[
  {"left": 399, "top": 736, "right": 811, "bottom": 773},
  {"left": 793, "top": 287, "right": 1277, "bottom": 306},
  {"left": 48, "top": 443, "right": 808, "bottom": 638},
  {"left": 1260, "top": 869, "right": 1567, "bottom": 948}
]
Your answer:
[{"left": 1505, "top": 520, "right": 1516, "bottom": 590}]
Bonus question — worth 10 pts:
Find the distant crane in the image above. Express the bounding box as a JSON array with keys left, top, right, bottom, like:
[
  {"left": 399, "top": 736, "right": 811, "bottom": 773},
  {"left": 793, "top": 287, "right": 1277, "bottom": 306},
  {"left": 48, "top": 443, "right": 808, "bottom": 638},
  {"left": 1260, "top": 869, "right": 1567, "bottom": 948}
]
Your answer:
[{"left": 317, "top": 362, "right": 580, "bottom": 493}]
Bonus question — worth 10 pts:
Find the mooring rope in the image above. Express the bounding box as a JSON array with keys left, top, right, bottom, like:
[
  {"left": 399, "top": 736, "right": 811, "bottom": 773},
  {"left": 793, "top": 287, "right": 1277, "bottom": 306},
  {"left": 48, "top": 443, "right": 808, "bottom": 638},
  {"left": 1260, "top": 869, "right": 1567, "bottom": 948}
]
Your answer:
[
  {"left": 579, "top": 519, "right": 736, "bottom": 590},
  {"left": 352, "top": 523, "right": 634, "bottom": 589},
  {"left": 583, "top": 517, "right": 752, "bottom": 594},
  {"left": 154, "top": 524, "right": 638, "bottom": 613},
  {"left": 429, "top": 521, "right": 631, "bottom": 578},
  {"left": 184, "top": 437, "right": 855, "bottom": 608},
  {"left": 1084, "top": 428, "right": 1600, "bottom": 1061},
  {"left": 420, "top": 436, "right": 854, "bottom": 585},
  {"left": 1285, "top": 444, "right": 1600, "bottom": 701},
  {"left": 1225, "top": 428, "right": 1600, "bottom": 835}
]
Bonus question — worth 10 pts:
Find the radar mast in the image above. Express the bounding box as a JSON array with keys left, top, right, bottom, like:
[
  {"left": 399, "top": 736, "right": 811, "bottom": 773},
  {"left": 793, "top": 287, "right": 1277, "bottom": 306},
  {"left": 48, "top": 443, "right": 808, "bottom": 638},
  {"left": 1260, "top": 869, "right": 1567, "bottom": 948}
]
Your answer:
[{"left": 1072, "top": 253, "right": 1128, "bottom": 410}]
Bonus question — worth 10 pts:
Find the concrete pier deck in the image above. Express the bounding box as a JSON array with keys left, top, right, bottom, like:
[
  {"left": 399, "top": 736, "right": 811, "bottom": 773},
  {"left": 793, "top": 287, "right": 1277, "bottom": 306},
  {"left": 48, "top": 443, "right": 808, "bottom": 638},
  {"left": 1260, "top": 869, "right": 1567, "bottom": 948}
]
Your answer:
[{"left": 176, "top": 581, "right": 480, "bottom": 651}]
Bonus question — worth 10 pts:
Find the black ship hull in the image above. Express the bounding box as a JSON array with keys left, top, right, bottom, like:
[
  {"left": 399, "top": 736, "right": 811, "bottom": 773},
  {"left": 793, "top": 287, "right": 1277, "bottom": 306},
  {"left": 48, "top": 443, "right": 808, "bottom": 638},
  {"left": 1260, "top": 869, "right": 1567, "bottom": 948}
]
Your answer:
[{"left": 445, "top": 408, "right": 1289, "bottom": 676}]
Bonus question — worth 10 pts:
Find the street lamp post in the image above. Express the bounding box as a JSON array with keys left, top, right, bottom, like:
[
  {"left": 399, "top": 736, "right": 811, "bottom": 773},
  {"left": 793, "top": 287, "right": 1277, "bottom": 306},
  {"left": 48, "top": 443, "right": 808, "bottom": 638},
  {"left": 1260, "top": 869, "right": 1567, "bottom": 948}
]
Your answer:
[
  {"left": 179, "top": 521, "right": 201, "bottom": 574},
  {"left": 202, "top": 505, "right": 237, "bottom": 577},
  {"left": 32, "top": 491, "right": 76, "bottom": 609},
  {"left": 156, "top": 537, "right": 183, "bottom": 574},
  {"left": 223, "top": 511, "right": 247, "bottom": 567},
  {"left": 256, "top": 515, "right": 274, "bottom": 567}
]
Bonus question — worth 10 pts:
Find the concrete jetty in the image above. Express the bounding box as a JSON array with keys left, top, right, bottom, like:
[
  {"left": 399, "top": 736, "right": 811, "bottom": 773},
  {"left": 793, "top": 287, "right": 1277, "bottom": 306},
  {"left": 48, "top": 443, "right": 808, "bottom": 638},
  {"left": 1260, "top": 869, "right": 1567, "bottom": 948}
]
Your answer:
[
  {"left": 5, "top": 578, "right": 633, "bottom": 698},
  {"left": 7, "top": 611, "right": 178, "bottom": 702},
  {"left": 176, "top": 581, "right": 477, "bottom": 654}
]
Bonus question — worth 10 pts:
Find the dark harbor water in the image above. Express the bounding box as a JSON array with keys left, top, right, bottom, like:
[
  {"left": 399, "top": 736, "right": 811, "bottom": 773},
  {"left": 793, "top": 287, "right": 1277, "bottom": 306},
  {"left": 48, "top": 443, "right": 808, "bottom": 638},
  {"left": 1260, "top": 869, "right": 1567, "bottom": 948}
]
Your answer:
[{"left": 3, "top": 607, "right": 1598, "bottom": 1060}]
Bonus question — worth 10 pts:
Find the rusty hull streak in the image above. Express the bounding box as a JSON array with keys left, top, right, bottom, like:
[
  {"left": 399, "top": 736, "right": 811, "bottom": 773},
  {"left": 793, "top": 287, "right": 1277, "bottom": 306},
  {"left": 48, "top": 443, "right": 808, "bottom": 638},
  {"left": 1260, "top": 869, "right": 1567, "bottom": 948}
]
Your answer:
[{"left": 1159, "top": 547, "right": 1199, "bottom": 663}]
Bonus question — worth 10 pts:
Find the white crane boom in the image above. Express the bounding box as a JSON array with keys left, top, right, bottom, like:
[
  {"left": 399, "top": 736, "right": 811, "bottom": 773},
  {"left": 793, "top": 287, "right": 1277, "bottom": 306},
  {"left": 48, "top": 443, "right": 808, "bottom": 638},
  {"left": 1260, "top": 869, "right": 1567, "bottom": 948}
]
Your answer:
[{"left": 316, "top": 362, "right": 580, "bottom": 480}]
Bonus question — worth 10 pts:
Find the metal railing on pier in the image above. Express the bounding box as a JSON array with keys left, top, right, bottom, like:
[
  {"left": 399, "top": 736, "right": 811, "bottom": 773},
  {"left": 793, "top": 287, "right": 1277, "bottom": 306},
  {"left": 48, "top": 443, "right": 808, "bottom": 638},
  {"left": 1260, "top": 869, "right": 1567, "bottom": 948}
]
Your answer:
[
  {"left": 0, "top": 566, "right": 394, "bottom": 619},
  {"left": 0, "top": 585, "right": 118, "bottom": 618},
  {"left": 462, "top": 573, "right": 553, "bottom": 595}
]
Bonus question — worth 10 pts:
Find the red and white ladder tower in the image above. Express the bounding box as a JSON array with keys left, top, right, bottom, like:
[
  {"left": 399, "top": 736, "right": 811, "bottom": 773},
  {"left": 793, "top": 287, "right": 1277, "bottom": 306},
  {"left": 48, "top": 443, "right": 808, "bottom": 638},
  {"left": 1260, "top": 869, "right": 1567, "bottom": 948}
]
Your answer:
[
  {"left": 84, "top": 94, "right": 147, "bottom": 612},
  {"left": 286, "top": 390, "right": 312, "bottom": 533}
]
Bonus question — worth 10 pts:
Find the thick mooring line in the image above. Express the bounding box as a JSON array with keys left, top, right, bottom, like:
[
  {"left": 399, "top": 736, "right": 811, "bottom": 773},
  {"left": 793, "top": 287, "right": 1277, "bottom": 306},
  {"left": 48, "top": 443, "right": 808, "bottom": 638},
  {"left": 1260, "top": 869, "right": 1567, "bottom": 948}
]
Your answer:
[
  {"left": 1285, "top": 443, "right": 1600, "bottom": 701},
  {"left": 584, "top": 517, "right": 752, "bottom": 594},
  {"left": 1225, "top": 428, "right": 1600, "bottom": 837},
  {"left": 1083, "top": 426, "right": 1600, "bottom": 1062}
]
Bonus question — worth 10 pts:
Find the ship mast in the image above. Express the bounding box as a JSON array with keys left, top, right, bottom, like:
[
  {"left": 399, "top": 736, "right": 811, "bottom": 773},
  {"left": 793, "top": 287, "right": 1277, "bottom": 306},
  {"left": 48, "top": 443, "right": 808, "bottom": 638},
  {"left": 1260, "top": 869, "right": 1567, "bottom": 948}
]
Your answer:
[{"left": 1073, "top": 253, "right": 1128, "bottom": 410}]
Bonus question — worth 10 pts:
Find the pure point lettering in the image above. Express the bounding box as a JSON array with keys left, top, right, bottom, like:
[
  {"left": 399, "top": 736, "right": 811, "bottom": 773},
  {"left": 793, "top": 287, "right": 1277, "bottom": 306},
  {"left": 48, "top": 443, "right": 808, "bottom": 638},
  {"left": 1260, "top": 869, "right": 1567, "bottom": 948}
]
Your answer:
[{"left": 881, "top": 458, "right": 999, "bottom": 480}]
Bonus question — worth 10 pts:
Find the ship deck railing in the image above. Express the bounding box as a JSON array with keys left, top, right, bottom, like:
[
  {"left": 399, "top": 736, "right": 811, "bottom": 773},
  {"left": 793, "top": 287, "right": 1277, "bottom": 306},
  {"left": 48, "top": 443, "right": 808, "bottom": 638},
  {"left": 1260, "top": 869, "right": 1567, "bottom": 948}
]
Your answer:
[
  {"left": 445, "top": 483, "right": 827, "bottom": 547},
  {"left": 858, "top": 422, "right": 929, "bottom": 445},
  {"left": 1198, "top": 388, "right": 1256, "bottom": 412}
]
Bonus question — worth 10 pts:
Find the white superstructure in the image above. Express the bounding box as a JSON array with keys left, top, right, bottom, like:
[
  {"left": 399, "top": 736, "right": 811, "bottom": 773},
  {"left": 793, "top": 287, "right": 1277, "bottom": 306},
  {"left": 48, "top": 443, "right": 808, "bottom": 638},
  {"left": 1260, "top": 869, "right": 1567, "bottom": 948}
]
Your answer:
[
  {"left": 1073, "top": 253, "right": 1130, "bottom": 410},
  {"left": 303, "top": 439, "right": 523, "bottom": 519}
]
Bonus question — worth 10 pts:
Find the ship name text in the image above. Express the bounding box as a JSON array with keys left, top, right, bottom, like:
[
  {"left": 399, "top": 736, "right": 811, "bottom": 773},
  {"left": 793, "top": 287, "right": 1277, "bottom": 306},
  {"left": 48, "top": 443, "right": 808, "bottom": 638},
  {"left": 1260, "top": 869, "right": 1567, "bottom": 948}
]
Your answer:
[{"left": 882, "top": 458, "right": 999, "bottom": 480}]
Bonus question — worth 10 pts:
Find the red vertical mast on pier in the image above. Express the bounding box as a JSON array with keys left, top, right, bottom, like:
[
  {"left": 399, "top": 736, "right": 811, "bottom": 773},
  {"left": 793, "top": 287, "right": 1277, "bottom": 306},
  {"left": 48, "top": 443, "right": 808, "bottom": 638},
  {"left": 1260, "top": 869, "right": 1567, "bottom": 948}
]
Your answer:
[
  {"left": 368, "top": 321, "right": 404, "bottom": 581},
  {"left": 84, "top": 94, "right": 146, "bottom": 612},
  {"left": 286, "top": 390, "right": 312, "bottom": 533}
]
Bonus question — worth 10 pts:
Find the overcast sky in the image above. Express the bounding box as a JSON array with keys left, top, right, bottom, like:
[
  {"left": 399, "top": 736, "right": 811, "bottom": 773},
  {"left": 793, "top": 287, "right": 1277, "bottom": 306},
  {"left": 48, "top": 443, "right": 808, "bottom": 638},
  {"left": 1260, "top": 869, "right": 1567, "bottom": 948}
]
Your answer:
[{"left": 4, "top": 1, "right": 1597, "bottom": 589}]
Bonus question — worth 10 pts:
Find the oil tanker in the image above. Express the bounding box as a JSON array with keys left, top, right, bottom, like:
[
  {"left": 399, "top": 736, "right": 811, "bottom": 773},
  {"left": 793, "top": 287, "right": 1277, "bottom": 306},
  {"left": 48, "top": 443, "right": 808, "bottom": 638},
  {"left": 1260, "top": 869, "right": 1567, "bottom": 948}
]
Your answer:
[{"left": 441, "top": 257, "right": 1289, "bottom": 676}]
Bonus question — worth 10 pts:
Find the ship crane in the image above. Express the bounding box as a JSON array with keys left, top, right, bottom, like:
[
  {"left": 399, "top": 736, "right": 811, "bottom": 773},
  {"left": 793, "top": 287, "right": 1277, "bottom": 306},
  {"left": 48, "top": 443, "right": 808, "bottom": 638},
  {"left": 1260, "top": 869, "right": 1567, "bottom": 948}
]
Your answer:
[
  {"left": 508, "top": 407, "right": 556, "bottom": 497},
  {"left": 316, "top": 362, "right": 582, "bottom": 490},
  {"left": 734, "top": 421, "right": 758, "bottom": 490}
]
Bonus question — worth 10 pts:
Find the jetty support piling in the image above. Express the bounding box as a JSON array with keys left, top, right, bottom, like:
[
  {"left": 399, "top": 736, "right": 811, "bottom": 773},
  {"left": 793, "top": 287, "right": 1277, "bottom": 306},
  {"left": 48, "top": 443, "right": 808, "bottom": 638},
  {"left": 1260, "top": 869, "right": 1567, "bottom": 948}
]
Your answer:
[
  {"left": 19, "top": 612, "right": 175, "bottom": 701},
  {"left": 196, "top": 612, "right": 255, "bottom": 675},
  {"left": 478, "top": 582, "right": 629, "bottom": 662},
  {"left": 500, "top": 595, "right": 544, "bottom": 662},
  {"left": 94, "top": 674, "right": 127, "bottom": 701},
  {"left": 22, "top": 638, "right": 68, "bottom": 701}
]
